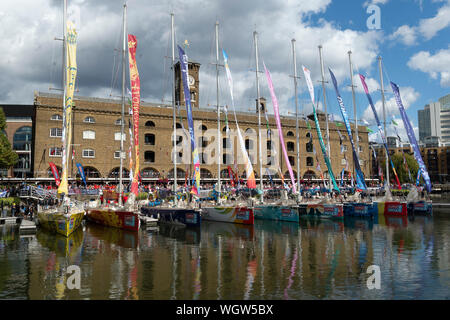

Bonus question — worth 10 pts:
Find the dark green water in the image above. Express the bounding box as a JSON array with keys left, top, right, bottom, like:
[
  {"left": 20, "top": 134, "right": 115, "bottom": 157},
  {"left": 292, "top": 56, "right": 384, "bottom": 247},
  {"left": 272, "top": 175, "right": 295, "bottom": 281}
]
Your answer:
[{"left": 0, "top": 210, "right": 449, "bottom": 300}]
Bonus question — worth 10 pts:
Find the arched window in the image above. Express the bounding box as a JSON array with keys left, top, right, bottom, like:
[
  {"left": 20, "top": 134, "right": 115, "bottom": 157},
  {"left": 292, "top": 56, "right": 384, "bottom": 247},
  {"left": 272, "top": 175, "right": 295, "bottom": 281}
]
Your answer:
[
  {"left": 168, "top": 168, "right": 185, "bottom": 179},
  {"left": 83, "top": 116, "right": 96, "bottom": 123},
  {"left": 287, "top": 141, "right": 295, "bottom": 152},
  {"left": 47, "top": 165, "right": 62, "bottom": 178},
  {"left": 176, "top": 123, "right": 182, "bottom": 129},
  {"left": 200, "top": 168, "right": 213, "bottom": 179},
  {"left": 145, "top": 133, "right": 155, "bottom": 145},
  {"left": 223, "top": 138, "right": 231, "bottom": 149},
  {"left": 51, "top": 114, "right": 62, "bottom": 121},
  {"left": 306, "top": 157, "right": 314, "bottom": 167},
  {"left": 13, "top": 126, "right": 32, "bottom": 151},
  {"left": 306, "top": 139, "right": 313, "bottom": 153},
  {"left": 145, "top": 120, "right": 155, "bottom": 127},
  {"left": 287, "top": 131, "right": 294, "bottom": 137},
  {"left": 303, "top": 170, "right": 316, "bottom": 179},
  {"left": 81, "top": 166, "right": 101, "bottom": 178},
  {"left": 141, "top": 167, "right": 160, "bottom": 178},
  {"left": 200, "top": 153, "right": 207, "bottom": 164},
  {"left": 144, "top": 151, "right": 155, "bottom": 163},
  {"left": 201, "top": 124, "right": 208, "bottom": 131},
  {"left": 223, "top": 153, "right": 232, "bottom": 165},
  {"left": 245, "top": 139, "right": 254, "bottom": 150},
  {"left": 109, "top": 167, "right": 129, "bottom": 178}
]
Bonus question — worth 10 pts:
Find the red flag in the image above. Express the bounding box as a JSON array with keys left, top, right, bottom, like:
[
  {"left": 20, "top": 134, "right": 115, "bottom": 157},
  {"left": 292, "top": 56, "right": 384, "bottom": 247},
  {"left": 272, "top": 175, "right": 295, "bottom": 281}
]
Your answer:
[
  {"left": 227, "top": 166, "right": 235, "bottom": 187},
  {"left": 49, "top": 162, "right": 61, "bottom": 186}
]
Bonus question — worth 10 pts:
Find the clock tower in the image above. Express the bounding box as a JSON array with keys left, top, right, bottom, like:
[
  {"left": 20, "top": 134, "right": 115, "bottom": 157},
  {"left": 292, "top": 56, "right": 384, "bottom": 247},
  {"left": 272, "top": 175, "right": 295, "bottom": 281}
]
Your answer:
[{"left": 174, "top": 60, "right": 201, "bottom": 108}]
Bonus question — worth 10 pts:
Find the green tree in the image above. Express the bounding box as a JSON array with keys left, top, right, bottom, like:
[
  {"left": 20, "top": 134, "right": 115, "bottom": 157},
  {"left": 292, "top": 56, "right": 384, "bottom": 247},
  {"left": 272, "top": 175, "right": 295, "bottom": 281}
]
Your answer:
[
  {"left": 380, "top": 153, "right": 418, "bottom": 185},
  {"left": 0, "top": 108, "right": 18, "bottom": 170}
]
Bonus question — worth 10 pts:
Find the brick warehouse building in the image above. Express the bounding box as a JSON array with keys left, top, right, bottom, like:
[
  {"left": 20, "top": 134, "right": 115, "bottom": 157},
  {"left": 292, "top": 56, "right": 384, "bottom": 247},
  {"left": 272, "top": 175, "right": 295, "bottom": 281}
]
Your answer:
[{"left": 3, "top": 61, "right": 371, "bottom": 184}]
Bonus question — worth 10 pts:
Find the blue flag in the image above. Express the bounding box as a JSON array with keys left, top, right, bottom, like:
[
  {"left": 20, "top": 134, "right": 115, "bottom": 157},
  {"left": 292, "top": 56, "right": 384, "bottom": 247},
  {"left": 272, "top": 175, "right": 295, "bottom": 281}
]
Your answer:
[
  {"left": 329, "top": 68, "right": 367, "bottom": 190},
  {"left": 390, "top": 81, "right": 432, "bottom": 193},
  {"left": 76, "top": 163, "right": 87, "bottom": 186}
]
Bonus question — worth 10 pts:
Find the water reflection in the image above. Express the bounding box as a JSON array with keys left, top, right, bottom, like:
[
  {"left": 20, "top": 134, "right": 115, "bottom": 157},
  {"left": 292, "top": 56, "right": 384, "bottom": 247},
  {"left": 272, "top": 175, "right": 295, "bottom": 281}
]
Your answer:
[{"left": 0, "top": 211, "right": 448, "bottom": 300}]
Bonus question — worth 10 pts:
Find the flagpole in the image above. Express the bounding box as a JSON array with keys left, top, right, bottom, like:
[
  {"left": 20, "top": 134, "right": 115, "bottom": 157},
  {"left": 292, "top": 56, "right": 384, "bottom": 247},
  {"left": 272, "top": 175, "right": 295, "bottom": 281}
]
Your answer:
[
  {"left": 348, "top": 50, "right": 359, "bottom": 183},
  {"left": 318, "top": 45, "right": 332, "bottom": 191},
  {"left": 291, "top": 39, "right": 301, "bottom": 200},
  {"left": 254, "top": 31, "right": 264, "bottom": 203},
  {"left": 378, "top": 56, "right": 390, "bottom": 190},
  {"left": 216, "top": 21, "right": 221, "bottom": 204},
  {"left": 119, "top": 2, "right": 127, "bottom": 206},
  {"left": 171, "top": 13, "right": 178, "bottom": 206}
]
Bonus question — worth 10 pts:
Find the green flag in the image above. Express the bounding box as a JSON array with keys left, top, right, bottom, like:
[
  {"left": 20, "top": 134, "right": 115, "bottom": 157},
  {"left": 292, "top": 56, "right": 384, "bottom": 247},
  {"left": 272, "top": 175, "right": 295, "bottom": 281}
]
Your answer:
[
  {"left": 335, "top": 121, "right": 343, "bottom": 127},
  {"left": 392, "top": 119, "right": 398, "bottom": 126},
  {"left": 367, "top": 127, "right": 374, "bottom": 133}
]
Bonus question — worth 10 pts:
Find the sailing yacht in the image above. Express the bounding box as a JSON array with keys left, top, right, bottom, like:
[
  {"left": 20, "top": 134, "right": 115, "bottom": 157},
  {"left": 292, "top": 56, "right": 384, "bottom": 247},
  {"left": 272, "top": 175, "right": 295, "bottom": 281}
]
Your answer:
[
  {"left": 85, "top": 3, "right": 140, "bottom": 231},
  {"left": 37, "top": 0, "right": 85, "bottom": 237},
  {"left": 200, "top": 23, "right": 255, "bottom": 225},
  {"left": 140, "top": 13, "right": 201, "bottom": 228}
]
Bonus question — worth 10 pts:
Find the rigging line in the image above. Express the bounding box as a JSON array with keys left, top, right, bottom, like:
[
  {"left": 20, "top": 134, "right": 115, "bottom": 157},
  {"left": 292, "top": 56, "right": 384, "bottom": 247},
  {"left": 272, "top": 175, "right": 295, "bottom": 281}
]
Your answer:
[
  {"left": 161, "top": 18, "right": 171, "bottom": 104},
  {"left": 49, "top": 35, "right": 57, "bottom": 90},
  {"left": 109, "top": 18, "right": 123, "bottom": 97}
]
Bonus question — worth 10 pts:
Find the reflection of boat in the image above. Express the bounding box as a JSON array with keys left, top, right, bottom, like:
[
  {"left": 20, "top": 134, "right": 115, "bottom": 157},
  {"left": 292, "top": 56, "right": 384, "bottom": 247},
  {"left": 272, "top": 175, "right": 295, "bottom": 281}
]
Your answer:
[
  {"left": 201, "top": 206, "right": 254, "bottom": 225},
  {"left": 37, "top": 209, "right": 84, "bottom": 237},
  {"left": 202, "top": 221, "right": 254, "bottom": 241},
  {"left": 407, "top": 201, "right": 432, "bottom": 215},
  {"left": 158, "top": 223, "right": 201, "bottom": 245},
  {"left": 36, "top": 227, "right": 84, "bottom": 258},
  {"left": 254, "top": 219, "right": 298, "bottom": 236},
  {"left": 384, "top": 215, "right": 408, "bottom": 228},
  {"left": 254, "top": 205, "right": 299, "bottom": 223},
  {"left": 298, "top": 203, "right": 344, "bottom": 219},
  {"left": 85, "top": 223, "right": 138, "bottom": 249},
  {"left": 300, "top": 218, "right": 344, "bottom": 233},
  {"left": 141, "top": 207, "right": 201, "bottom": 227},
  {"left": 344, "top": 217, "right": 374, "bottom": 231}
]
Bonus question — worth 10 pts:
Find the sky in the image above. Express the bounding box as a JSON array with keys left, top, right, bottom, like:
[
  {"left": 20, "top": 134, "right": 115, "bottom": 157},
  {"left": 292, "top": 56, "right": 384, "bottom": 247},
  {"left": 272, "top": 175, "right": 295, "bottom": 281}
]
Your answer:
[{"left": 0, "top": 0, "right": 448, "bottom": 143}]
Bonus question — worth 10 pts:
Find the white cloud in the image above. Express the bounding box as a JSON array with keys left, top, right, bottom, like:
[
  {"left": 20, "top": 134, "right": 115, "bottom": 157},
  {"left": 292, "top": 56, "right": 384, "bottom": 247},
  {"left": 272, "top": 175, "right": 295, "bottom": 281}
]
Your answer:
[
  {"left": 362, "top": 86, "right": 420, "bottom": 124},
  {"left": 407, "top": 46, "right": 450, "bottom": 87},
  {"left": 389, "top": 25, "right": 418, "bottom": 46}
]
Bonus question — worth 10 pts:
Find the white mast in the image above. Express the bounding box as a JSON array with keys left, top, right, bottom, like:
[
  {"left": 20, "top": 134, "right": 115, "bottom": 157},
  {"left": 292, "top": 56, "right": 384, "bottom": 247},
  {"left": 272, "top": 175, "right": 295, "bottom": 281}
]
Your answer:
[
  {"left": 348, "top": 50, "right": 359, "bottom": 182},
  {"left": 216, "top": 21, "right": 221, "bottom": 203},
  {"left": 171, "top": 13, "right": 178, "bottom": 206},
  {"left": 254, "top": 31, "right": 264, "bottom": 203},
  {"left": 291, "top": 39, "right": 301, "bottom": 199},
  {"left": 118, "top": 3, "right": 127, "bottom": 206},
  {"left": 318, "top": 45, "right": 332, "bottom": 190},
  {"left": 378, "top": 56, "right": 390, "bottom": 191}
]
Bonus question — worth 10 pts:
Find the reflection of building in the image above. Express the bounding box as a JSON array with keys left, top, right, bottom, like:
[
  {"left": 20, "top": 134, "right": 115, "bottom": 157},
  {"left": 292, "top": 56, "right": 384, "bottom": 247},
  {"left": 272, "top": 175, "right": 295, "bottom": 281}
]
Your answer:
[{"left": 0, "top": 105, "right": 34, "bottom": 178}]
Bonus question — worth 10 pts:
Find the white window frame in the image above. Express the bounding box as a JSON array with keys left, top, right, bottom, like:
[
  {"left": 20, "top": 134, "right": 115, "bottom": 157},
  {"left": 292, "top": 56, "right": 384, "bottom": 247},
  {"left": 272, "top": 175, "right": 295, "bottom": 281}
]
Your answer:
[
  {"left": 50, "top": 128, "right": 62, "bottom": 137},
  {"left": 49, "top": 147, "right": 62, "bottom": 157},
  {"left": 83, "top": 130, "right": 96, "bottom": 140},
  {"left": 114, "top": 151, "right": 126, "bottom": 159},
  {"left": 115, "top": 132, "right": 126, "bottom": 141},
  {"left": 82, "top": 149, "right": 95, "bottom": 158},
  {"left": 115, "top": 119, "right": 123, "bottom": 126},
  {"left": 341, "top": 158, "right": 347, "bottom": 165},
  {"left": 51, "top": 114, "right": 63, "bottom": 121},
  {"left": 84, "top": 116, "right": 96, "bottom": 124}
]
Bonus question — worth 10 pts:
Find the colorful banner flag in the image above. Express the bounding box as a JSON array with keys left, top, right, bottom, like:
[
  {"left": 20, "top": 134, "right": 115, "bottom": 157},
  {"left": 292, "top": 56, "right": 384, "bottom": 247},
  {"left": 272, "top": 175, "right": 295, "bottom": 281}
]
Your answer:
[
  {"left": 391, "top": 81, "right": 432, "bottom": 193},
  {"left": 76, "top": 163, "right": 86, "bottom": 186},
  {"left": 359, "top": 74, "right": 401, "bottom": 190},
  {"left": 416, "top": 169, "right": 421, "bottom": 186},
  {"left": 58, "top": 20, "right": 77, "bottom": 195},
  {"left": 302, "top": 65, "right": 340, "bottom": 192},
  {"left": 128, "top": 34, "right": 141, "bottom": 196},
  {"left": 227, "top": 166, "right": 235, "bottom": 187},
  {"left": 178, "top": 45, "right": 201, "bottom": 195},
  {"left": 329, "top": 68, "right": 367, "bottom": 191},
  {"left": 263, "top": 62, "right": 296, "bottom": 193},
  {"left": 49, "top": 162, "right": 61, "bottom": 186},
  {"left": 128, "top": 119, "right": 133, "bottom": 183},
  {"left": 222, "top": 49, "right": 256, "bottom": 189}
]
